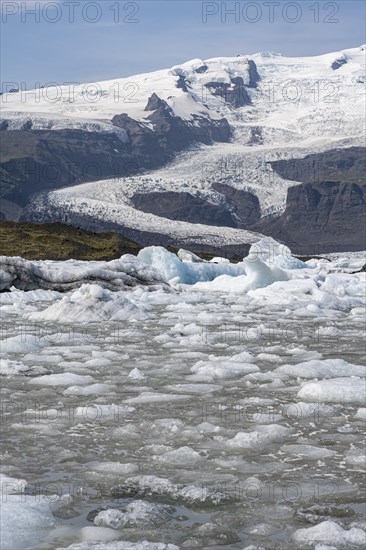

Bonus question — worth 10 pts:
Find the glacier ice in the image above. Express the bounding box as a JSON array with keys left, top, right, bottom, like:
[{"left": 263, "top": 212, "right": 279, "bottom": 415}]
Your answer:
[
  {"left": 138, "top": 246, "right": 245, "bottom": 284},
  {"left": 0, "top": 255, "right": 167, "bottom": 292}
]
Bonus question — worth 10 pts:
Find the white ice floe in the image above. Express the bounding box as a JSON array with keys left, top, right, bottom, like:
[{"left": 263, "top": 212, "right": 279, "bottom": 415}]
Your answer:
[
  {"left": 128, "top": 367, "right": 145, "bottom": 380},
  {"left": 154, "top": 446, "right": 203, "bottom": 466},
  {"left": 94, "top": 501, "right": 172, "bottom": 529},
  {"left": 293, "top": 520, "right": 366, "bottom": 548},
  {"left": 275, "top": 359, "right": 366, "bottom": 379},
  {"left": 355, "top": 408, "right": 366, "bottom": 420},
  {"left": 193, "top": 256, "right": 289, "bottom": 292},
  {"left": 74, "top": 403, "right": 135, "bottom": 422},
  {"left": 191, "top": 358, "right": 260, "bottom": 380},
  {"left": 63, "top": 383, "right": 116, "bottom": 396},
  {"left": 90, "top": 462, "right": 139, "bottom": 475},
  {"left": 29, "top": 373, "right": 95, "bottom": 386},
  {"left": 280, "top": 444, "right": 337, "bottom": 459},
  {"left": 111, "top": 475, "right": 227, "bottom": 505},
  {"left": 28, "top": 284, "right": 147, "bottom": 323},
  {"left": 0, "top": 358, "right": 48, "bottom": 376},
  {"left": 1, "top": 495, "right": 55, "bottom": 550},
  {"left": 0, "top": 474, "right": 55, "bottom": 550},
  {"left": 138, "top": 246, "right": 245, "bottom": 284},
  {"left": 226, "top": 424, "right": 292, "bottom": 449},
  {"left": 298, "top": 377, "right": 366, "bottom": 405},
  {"left": 0, "top": 473, "right": 27, "bottom": 493},
  {"left": 58, "top": 541, "right": 179, "bottom": 550},
  {"left": 0, "top": 334, "right": 48, "bottom": 354}
]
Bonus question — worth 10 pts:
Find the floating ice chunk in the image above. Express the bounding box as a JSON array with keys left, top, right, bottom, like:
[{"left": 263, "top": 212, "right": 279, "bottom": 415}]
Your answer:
[
  {"left": 94, "top": 501, "right": 173, "bottom": 529},
  {"left": 138, "top": 246, "right": 245, "bottom": 284},
  {"left": 1, "top": 494, "right": 54, "bottom": 550},
  {"left": 91, "top": 462, "right": 139, "bottom": 475},
  {"left": 292, "top": 520, "right": 366, "bottom": 548},
  {"left": 58, "top": 541, "right": 179, "bottom": 550},
  {"left": 226, "top": 424, "right": 292, "bottom": 449},
  {"left": 297, "top": 377, "right": 366, "bottom": 405},
  {"left": 63, "top": 383, "right": 115, "bottom": 396},
  {"left": 243, "top": 256, "right": 290, "bottom": 289},
  {"left": 128, "top": 367, "right": 145, "bottom": 380},
  {"left": 28, "top": 284, "right": 147, "bottom": 323},
  {"left": 71, "top": 526, "right": 120, "bottom": 543},
  {"left": 284, "top": 402, "right": 338, "bottom": 421},
  {"left": 344, "top": 447, "right": 366, "bottom": 468},
  {"left": 124, "top": 392, "right": 191, "bottom": 403},
  {"left": 150, "top": 418, "right": 185, "bottom": 433},
  {"left": 355, "top": 408, "right": 366, "bottom": 420},
  {"left": 275, "top": 358, "right": 365, "bottom": 379},
  {"left": 111, "top": 475, "right": 227, "bottom": 505},
  {"left": 0, "top": 473, "right": 27, "bottom": 494},
  {"left": 164, "top": 383, "right": 221, "bottom": 394},
  {"left": 193, "top": 257, "right": 289, "bottom": 292},
  {"left": 154, "top": 446, "right": 203, "bottom": 466},
  {"left": 281, "top": 444, "right": 337, "bottom": 459},
  {"left": 191, "top": 358, "right": 259, "bottom": 380},
  {"left": 0, "top": 334, "right": 47, "bottom": 353},
  {"left": 0, "top": 358, "right": 48, "bottom": 376},
  {"left": 74, "top": 403, "right": 135, "bottom": 422},
  {"left": 29, "top": 373, "right": 95, "bottom": 386},
  {"left": 248, "top": 236, "right": 308, "bottom": 269}
]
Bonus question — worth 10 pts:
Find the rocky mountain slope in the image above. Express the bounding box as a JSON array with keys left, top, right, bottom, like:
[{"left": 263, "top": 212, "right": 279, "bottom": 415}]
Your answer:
[{"left": 1, "top": 45, "right": 365, "bottom": 254}]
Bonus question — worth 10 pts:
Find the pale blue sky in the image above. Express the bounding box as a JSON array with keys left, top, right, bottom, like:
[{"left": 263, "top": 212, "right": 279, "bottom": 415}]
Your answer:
[{"left": 1, "top": 0, "right": 365, "bottom": 88}]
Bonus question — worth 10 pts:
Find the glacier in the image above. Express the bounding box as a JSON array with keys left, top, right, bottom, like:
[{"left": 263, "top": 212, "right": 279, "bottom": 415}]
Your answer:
[{"left": 0, "top": 241, "right": 365, "bottom": 548}]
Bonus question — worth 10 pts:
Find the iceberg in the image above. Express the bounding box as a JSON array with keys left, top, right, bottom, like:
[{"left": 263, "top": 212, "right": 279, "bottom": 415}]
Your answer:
[
  {"left": 248, "top": 236, "right": 308, "bottom": 269},
  {"left": 137, "top": 246, "right": 245, "bottom": 284},
  {"left": 28, "top": 284, "right": 148, "bottom": 323},
  {"left": 0, "top": 255, "right": 167, "bottom": 292}
]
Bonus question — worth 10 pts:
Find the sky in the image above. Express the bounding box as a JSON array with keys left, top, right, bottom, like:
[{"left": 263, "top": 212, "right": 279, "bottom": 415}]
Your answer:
[{"left": 1, "top": 0, "right": 365, "bottom": 89}]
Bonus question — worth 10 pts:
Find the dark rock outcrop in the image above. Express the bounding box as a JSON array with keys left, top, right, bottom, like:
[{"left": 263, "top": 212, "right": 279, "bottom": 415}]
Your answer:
[
  {"left": 253, "top": 148, "right": 366, "bottom": 253},
  {"left": 144, "top": 92, "right": 168, "bottom": 112},
  {"left": 204, "top": 78, "right": 251, "bottom": 108},
  {"left": 253, "top": 181, "right": 366, "bottom": 254},
  {"left": 212, "top": 183, "right": 261, "bottom": 226},
  {"left": 270, "top": 147, "right": 366, "bottom": 184},
  {"left": 194, "top": 64, "right": 208, "bottom": 74},
  {"left": 131, "top": 184, "right": 261, "bottom": 229},
  {"left": 176, "top": 75, "right": 189, "bottom": 92},
  {"left": 138, "top": 94, "right": 231, "bottom": 153},
  {"left": 248, "top": 60, "right": 260, "bottom": 87},
  {"left": 249, "top": 126, "right": 264, "bottom": 145},
  {"left": 112, "top": 113, "right": 166, "bottom": 169},
  {"left": 331, "top": 57, "right": 348, "bottom": 70},
  {"left": 132, "top": 191, "right": 237, "bottom": 227}
]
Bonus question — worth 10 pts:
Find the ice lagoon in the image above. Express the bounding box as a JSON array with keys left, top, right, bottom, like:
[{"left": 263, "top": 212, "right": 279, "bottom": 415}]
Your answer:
[{"left": 1, "top": 238, "right": 365, "bottom": 549}]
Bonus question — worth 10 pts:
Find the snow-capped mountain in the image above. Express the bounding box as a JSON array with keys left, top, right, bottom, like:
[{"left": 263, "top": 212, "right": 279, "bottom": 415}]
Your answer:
[{"left": 1, "top": 45, "right": 365, "bottom": 255}]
